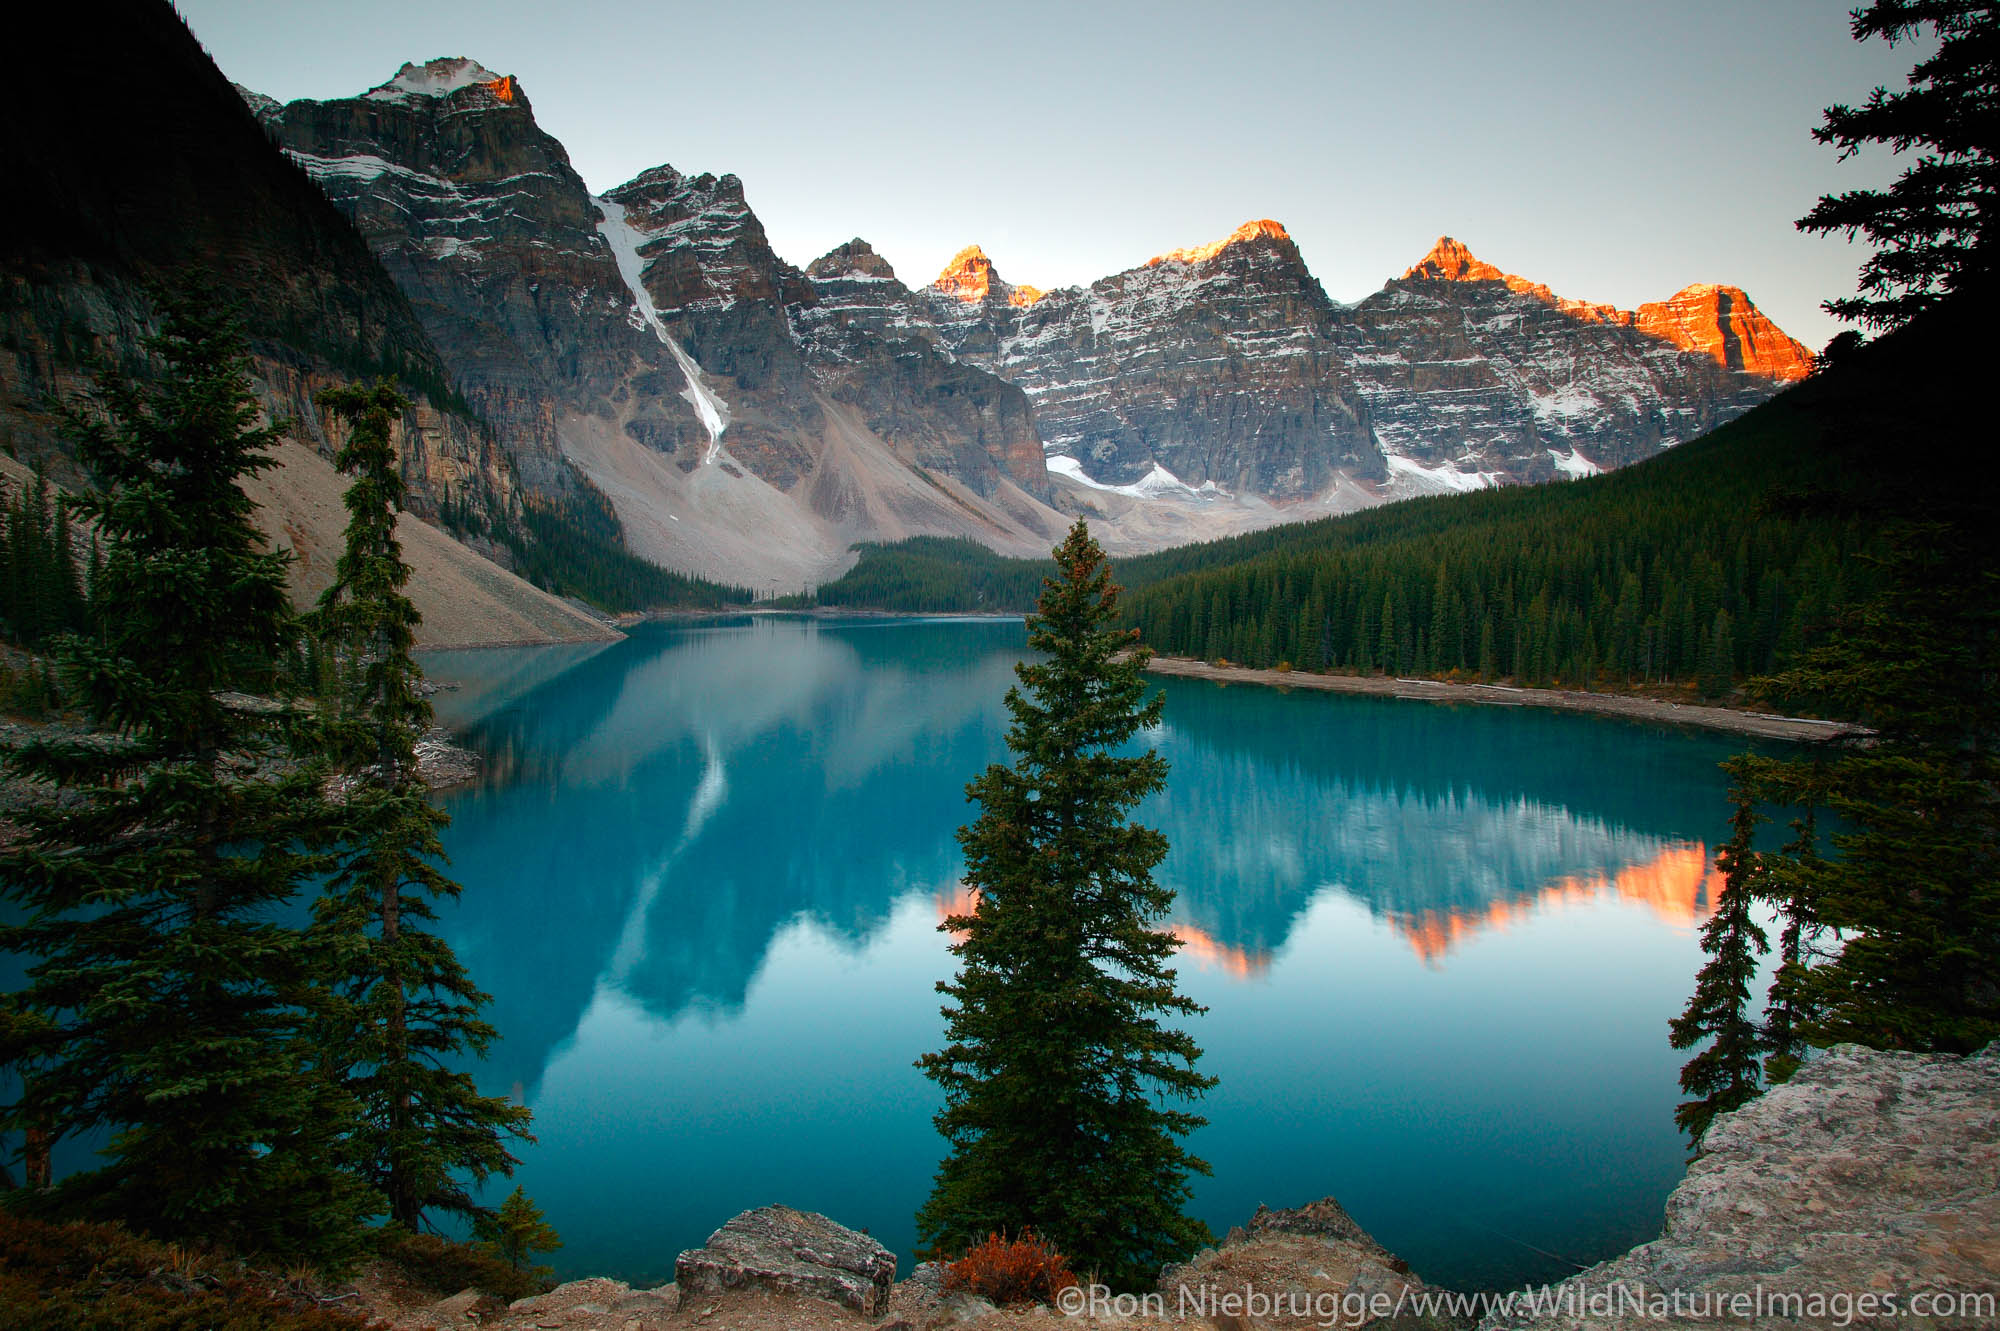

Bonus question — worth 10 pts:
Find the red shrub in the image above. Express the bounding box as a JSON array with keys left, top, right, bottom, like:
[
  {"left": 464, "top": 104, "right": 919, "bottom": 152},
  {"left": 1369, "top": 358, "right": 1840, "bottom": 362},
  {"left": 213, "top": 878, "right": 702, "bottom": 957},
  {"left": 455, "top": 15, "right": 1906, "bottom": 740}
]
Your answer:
[{"left": 942, "top": 1229, "right": 1079, "bottom": 1306}]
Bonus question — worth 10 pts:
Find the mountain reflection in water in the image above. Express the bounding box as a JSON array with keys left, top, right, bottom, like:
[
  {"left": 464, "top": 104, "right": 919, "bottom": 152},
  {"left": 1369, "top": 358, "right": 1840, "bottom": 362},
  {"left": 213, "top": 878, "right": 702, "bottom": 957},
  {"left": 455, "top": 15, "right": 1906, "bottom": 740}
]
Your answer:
[{"left": 421, "top": 617, "right": 1762, "bottom": 1293}]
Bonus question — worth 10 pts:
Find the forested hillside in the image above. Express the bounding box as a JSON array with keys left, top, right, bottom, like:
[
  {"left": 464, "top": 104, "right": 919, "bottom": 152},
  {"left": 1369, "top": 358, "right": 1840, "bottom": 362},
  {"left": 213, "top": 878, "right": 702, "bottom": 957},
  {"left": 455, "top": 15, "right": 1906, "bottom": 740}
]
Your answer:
[
  {"left": 813, "top": 301, "right": 1986, "bottom": 701},
  {"left": 1122, "top": 405, "right": 1863, "bottom": 692}
]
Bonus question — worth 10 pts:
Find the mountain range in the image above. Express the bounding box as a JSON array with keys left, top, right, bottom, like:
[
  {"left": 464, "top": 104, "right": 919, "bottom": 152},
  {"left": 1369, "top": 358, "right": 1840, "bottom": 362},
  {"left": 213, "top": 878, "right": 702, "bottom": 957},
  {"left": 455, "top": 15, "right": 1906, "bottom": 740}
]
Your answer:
[
  {"left": 245, "top": 55, "right": 1812, "bottom": 587},
  {"left": 1, "top": 7, "right": 1815, "bottom": 610}
]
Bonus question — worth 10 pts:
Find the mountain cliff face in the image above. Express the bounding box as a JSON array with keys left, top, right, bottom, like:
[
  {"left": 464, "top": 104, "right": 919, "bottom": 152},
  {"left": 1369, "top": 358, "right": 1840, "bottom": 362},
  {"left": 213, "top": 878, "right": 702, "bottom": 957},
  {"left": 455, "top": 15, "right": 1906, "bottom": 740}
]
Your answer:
[
  {"left": 1339, "top": 236, "right": 1810, "bottom": 490},
  {"left": 807, "top": 223, "right": 1378, "bottom": 501},
  {"left": 0, "top": 9, "right": 516, "bottom": 541},
  {"left": 797, "top": 226, "right": 1808, "bottom": 508},
  {"left": 253, "top": 58, "right": 664, "bottom": 497},
  {"left": 1633, "top": 283, "right": 1816, "bottom": 381},
  {"left": 1403, "top": 237, "right": 1814, "bottom": 382},
  {"left": 256, "top": 65, "right": 1061, "bottom": 585}
]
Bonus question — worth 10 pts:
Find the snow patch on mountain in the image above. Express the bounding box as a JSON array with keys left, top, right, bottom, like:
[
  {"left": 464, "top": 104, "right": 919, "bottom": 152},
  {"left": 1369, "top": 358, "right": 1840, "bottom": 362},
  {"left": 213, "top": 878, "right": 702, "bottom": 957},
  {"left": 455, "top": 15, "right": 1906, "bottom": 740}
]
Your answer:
[
  {"left": 1047, "top": 454, "right": 1226, "bottom": 502},
  {"left": 1383, "top": 453, "right": 1502, "bottom": 495},
  {"left": 1549, "top": 447, "right": 1602, "bottom": 478},
  {"left": 366, "top": 57, "right": 504, "bottom": 103},
  {"left": 595, "top": 196, "right": 731, "bottom": 455}
]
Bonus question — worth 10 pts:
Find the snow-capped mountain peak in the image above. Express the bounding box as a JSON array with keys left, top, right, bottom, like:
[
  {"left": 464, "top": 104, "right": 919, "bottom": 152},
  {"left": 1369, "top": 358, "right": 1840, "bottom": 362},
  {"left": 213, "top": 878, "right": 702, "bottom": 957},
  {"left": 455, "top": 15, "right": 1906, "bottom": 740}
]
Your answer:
[{"left": 365, "top": 57, "right": 516, "bottom": 104}]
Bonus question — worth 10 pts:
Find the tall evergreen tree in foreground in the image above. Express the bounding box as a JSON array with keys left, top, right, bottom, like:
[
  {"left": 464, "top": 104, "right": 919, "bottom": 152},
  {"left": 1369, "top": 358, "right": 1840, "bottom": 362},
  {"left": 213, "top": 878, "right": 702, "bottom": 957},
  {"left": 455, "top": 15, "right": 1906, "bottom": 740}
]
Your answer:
[
  {"left": 1796, "top": 0, "right": 1998, "bottom": 328},
  {"left": 1759, "top": 527, "right": 2000, "bottom": 1053},
  {"left": 917, "top": 520, "right": 1214, "bottom": 1291},
  {"left": 0, "top": 295, "right": 374, "bottom": 1264},
  {"left": 1668, "top": 786, "right": 1769, "bottom": 1148},
  {"left": 309, "top": 380, "right": 532, "bottom": 1231},
  {"left": 1668, "top": 0, "right": 2000, "bottom": 1144}
]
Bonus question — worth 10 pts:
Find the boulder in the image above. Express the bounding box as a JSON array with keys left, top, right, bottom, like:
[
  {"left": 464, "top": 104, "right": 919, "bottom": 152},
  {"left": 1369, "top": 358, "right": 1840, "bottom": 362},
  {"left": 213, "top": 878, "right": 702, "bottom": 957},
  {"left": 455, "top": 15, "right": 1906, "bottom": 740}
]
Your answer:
[
  {"left": 675, "top": 1205, "right": 897, "bottom": 1315},
  {"left": 1159, "top": 1197, "right": 1454, "bottom": 1330},
  {"left": 926, "top": 1290, "right": 997, "bottom": 1327}
]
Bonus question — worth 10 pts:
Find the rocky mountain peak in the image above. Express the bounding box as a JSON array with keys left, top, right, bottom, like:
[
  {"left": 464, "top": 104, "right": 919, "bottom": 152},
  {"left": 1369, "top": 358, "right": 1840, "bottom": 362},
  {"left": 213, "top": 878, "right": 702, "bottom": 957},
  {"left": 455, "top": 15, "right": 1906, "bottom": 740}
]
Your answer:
[
  {"left": 1637, "top": 284, "right": 1815, "bottom": 381},
  {"left": 1404, "top": 235, "right": 1505, "bottom": 283},
  {"left": 365, "top": 57, "right": 519, "bottom": 106},
  {"left": 601, "top": 165, "right": 782, "bottom": 313},
  {"left": 932, "top": 245, "right": 1043, "bottom": 307},
  {"left": 1146, "top": 218, "right": 1292, "bottom": 267},
  {"left": 1401, "top": 239, "right": 1811, "bottom": 380},
  {"left": 1400, "top": 236, "right": 1600, "bottom": 316},
  {"left": 232, "top": 82, "right": 281, "bottom": 122},
  {"left": 807, "top": 238, "right": 898, "bottom": 283}
]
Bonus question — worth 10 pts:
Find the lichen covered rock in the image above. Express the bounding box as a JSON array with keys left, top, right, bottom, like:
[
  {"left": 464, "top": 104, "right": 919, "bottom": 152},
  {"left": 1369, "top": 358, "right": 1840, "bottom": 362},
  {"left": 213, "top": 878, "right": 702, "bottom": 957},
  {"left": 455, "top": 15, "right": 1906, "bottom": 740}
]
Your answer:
[
  {"left": 675, "top": 1204, "right": 897, "bottom": 1315},
  {"left": 1480, "top": 1043, "right": 2000, "bottom": 1329}
]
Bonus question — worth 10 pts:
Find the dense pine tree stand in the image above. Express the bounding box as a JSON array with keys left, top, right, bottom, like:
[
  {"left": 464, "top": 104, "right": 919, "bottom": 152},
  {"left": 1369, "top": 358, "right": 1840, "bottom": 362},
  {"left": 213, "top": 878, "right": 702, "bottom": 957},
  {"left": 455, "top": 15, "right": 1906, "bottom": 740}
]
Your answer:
[
  {"left": 0, "top": 468, "right": 90, "bottom": 653},
  {"left": 917, "top": 520, "right": 1215, "bottom": 1290},
  {"left": 1745, "top": 527, "right": 2000, "bottom": 1056},
  {"left": 309, "top": 380, "right": 532, "bottom": 1233},
  {"left": 0, "top": 297, "right": 376, "bottom": 1265}
]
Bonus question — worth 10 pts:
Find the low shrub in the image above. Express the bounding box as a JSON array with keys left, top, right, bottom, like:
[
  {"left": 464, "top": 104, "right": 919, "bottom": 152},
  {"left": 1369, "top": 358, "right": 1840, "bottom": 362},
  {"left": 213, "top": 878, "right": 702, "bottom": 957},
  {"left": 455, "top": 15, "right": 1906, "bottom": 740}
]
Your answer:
[
  {"left": 374, "top": 1228, "right": 550, "bottom": 1304},
  {"left": 941, "top": 1229, "right": 1078, "bottom": 1306},
  {"left": 0, "top": 1210, "right": 358, "bottom": 1331}
]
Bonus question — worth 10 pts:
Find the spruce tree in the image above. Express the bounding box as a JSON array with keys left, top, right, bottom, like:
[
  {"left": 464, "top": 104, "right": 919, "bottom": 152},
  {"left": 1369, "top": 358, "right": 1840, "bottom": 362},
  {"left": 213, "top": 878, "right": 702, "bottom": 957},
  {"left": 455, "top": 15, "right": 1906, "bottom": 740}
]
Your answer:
[
  {"left": 309, "top": 380, "right": 532, "bottom": 1231},
  {"left": 1668, "top": 788, "right": 1769, "bottom": 1148},
  {"left": 1698, "top": 609, "right": 1735, "bottom": 699},
  {"left": 1760, "top": 525, "right": 2000, "bottom": 1053},
  {"left": 476, "top": 1184, "right": 562, "bottom": 1277},
  {"left": 1796, "top": 1, "right": 1998, "bottom": 328},
  {"left": 0, "top": 294, "right": 374, "bottom": 1265},
  {"left": 0, "top": 468, "right": 88, "bottom": 652},
  {"left": 1757, "top": 800, "right": 1825, "bottom": 1085},
  {"left": 917, "top": 520, "right": 1214, "bottom": 1290}
]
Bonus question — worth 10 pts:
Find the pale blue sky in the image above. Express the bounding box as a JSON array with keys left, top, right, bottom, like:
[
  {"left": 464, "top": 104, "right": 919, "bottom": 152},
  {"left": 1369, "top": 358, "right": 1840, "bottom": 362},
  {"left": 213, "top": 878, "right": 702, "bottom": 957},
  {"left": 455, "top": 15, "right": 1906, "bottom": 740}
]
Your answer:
[{"left": 180, "top": 0, "right": 1920, "bottom": 349}]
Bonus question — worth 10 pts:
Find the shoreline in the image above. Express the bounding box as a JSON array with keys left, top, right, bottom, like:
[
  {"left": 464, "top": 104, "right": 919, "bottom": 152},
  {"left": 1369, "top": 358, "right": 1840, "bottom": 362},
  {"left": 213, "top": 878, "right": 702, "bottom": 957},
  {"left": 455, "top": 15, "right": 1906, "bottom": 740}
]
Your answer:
[
  {"left": 611, "top": 605, "right": 1027, "bottom": 626},
  {"left": 1142, "top": 655, "right": 1860, "bottom": 743}
]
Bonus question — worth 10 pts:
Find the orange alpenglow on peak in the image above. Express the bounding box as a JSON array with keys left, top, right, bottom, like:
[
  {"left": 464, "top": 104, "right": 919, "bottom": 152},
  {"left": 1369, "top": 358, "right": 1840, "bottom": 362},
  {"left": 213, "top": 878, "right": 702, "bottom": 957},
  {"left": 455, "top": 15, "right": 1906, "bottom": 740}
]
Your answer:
[
  {"left": 1403, "top": 236, "right": 1506, "bottom": 283},
  {"left": 483, "top": 74, "right": 516, "bottom": 102},
  {"left": 932, "top": 245, "right": 994, "bottom": 303},
  {"left": 1403, "top": 236, "right": 1604, "bottom": 315},
  {"left": 1147, "top": 219, "right": 1290, "bottom": 268},
  {"left": 931, "top": 245, "right": 1044, "bottom": 306},
  {"left": 1636, "top": 284, "right": 1815, "bottom": 381},
  {"left": 1405, "top": 237, "right": 1813, "bottom": 381}
]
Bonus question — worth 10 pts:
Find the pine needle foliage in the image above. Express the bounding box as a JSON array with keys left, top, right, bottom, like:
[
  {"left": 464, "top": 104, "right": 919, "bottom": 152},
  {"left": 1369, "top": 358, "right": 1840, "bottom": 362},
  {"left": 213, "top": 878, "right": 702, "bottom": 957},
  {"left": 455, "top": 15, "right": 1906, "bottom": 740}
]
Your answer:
[
  {"left": 1670, "top": 517, "right": 1999, "bottom": 1140},
  {"left": 0, "top": 467, "right": 89, "bottom": 652},
  {"left": 1742, "top": 767, "right": 1831, "bottom": 1087},
  {"left": 917, "top": 520, "right": 1215, "bottom": 1291},
  {"left": 0, "top": 293, "right": 374, "bottom": 1267},
  {"left": 1797, "top": 0, "right": 2000, "bottom": 329},
  {"left": 308, "top": 380, "right": 532, "bottom": 1232},
  {"left": 1756, "top": 524, "right": 2000, "bottom": 1054},
  {"left": 1667, "top": 785, "right": 1770, "bottom": 1148},
  {"left": 473, "top": 1185, "right": 561, "bottom": 1279}
]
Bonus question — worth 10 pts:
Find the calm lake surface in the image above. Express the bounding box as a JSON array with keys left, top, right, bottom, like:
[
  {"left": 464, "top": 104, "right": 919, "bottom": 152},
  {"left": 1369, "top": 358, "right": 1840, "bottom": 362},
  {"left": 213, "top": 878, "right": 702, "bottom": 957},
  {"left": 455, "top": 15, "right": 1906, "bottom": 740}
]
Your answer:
[{"left": 422, "top": 615, "right": 1759, "bottom": 1293}]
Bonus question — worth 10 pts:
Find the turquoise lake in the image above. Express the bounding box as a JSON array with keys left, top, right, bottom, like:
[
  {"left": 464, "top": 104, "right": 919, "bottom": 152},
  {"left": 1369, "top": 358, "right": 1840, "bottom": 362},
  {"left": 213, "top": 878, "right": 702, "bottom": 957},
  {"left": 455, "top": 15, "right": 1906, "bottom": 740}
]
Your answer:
[{"left": 421, "top": 615, "right": 1762, "bottom": 1294}]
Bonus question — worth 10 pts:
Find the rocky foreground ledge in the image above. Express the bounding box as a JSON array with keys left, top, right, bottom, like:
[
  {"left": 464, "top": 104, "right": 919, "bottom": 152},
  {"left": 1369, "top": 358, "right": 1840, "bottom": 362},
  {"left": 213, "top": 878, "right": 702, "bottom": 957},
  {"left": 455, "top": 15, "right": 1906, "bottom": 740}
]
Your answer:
[
  {"left": 1481, "top": 1043, "right": 2000, "bottom": 1331},
  {"left": 358, "top": 1045, "right": 1998, "bottom": 1331}
]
